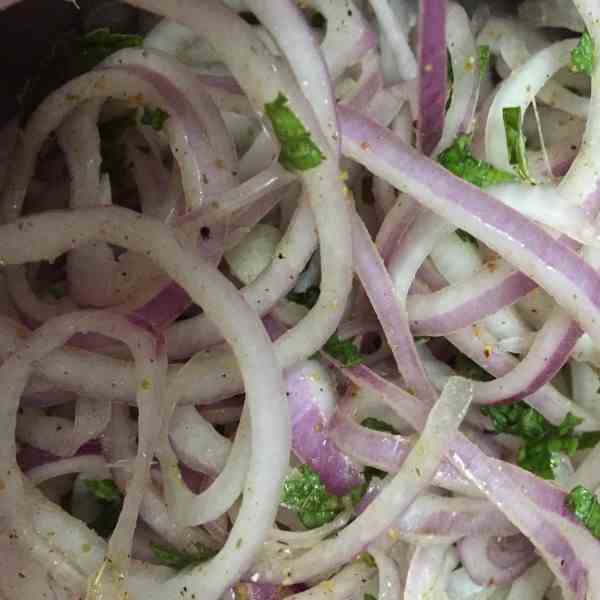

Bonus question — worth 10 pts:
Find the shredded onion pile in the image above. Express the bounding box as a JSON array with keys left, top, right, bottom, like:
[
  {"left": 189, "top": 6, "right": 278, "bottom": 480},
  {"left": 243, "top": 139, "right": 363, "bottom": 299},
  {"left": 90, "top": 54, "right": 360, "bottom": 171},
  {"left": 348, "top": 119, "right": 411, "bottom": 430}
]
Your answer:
[{"left": 1, "top": 0, "right": 600, "bottom": 599}]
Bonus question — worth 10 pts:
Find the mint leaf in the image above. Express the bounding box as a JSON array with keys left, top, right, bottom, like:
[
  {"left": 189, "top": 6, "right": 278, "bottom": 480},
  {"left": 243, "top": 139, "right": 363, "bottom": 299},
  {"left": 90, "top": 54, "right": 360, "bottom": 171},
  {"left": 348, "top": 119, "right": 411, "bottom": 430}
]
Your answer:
[
  {"left": 571, "top": 31, "right": 594, "bottom": 76},
  {"left": 265, "top": 93, "right": 325, "bottom": 171},
  {"left": 84, "top": 479, "right": 122, "bottom": 503},
  {"left": 150, "top": 542, "right": 215, "bottom": 571},
  {"left": 566, "top": 485, "right": 600, "bottom": 538},
  {"left": 83, "top": 479, "right": 123, "bottom": 538},
  {"left": 481, "top": 405, "right": 599, "bottom": 479},
  {"left": 141, "top": 105, "right": 170, "bottom": 131},
  {"left": 80, "top": 28, "right": 143, "bottom": 71},
  {"left": 323, "top": 335, "right": 363, "bottom": 367},
  {"left": 438, "top": 134, "right": 517, "bottom": 188},
  {"left": 478, "top": 45, "right": 491, "bottom": 79},
  {"left": 281, "top": 465, "right": 343, "bottom": 529},
  {"left": 503, "top": 106, "right": 532, "bottom": 182}
]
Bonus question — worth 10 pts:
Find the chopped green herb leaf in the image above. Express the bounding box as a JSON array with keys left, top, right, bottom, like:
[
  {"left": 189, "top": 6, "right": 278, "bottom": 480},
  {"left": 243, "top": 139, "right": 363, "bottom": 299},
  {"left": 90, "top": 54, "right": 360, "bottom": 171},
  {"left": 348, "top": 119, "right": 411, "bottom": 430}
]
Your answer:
[
  {"left": 361, "top": 418, "right": 399, "bottom": 435},
  {"left": 566, "top": 485, "right": 600, "bottom": 538},
  {"left": 456, "top": 229, "right": 478, "bottom": 245},
  {"left": 481, "top": 404, "right": 600, "bottom": 479},
  {"left": 80, "top": 28, "right": 143, "bottom": 71},
  {"left": 364, "top": 595, "right": 377, "bottom": 600},
  {"left": 348, "top": 482, "right": 367, "bottom": 506},
  {"left": 83, "top": 479, "right": 123, "bottom": 538},
  {"left": 323, "top": 335, "right": 363, "bottom": 367},
  {"left": 571, "top": 31, "right": 594, "bottom": 76},
  {"left": 503, "top": 106, "right": 532, "bottom": 182},
  {"left": 478, "top": 45, "right": 491, "bottom": 78},
  {"left": 264, "top": 93, "right": 325, "bottom": 171},
  {"left": 141, "top": 105, "right": 170, "bottom": 131},
  {"left": 287, "top": 285, "right": 320, "bottom": 309},
  {"left": 281, "top": 465, "right": 343, "bottom": 529},
  {"left": 518, "top": 434, "right": 579, "bottom": 480},
  {"left": 150, "top": 542, "right": 215, "bottom": 571},
  {"left": 84, "top": 479, "right": 122, "bottom": 503},
  {"left": 481, "top": 401, "right": 545, "bottom": 438},
  {"left": 438, "top": 134, "right": 517, "bottom": 188}
]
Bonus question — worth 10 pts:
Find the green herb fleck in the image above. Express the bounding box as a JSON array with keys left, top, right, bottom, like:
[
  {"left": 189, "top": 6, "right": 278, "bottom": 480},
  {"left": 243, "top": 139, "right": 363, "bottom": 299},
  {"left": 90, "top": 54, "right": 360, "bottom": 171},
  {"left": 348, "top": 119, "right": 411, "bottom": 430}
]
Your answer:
[
  {"left": 438, "top": 134, "right": 517, "bottom": 188},
  {"left": 348, "top": 482, "right": 367, "bottom": 506},
  {"left": 481, "top": 405, "right": 600, "bottom": 479},
  {"left": 80, "top": 28, "right": 143, "bottom": 71},
  {"left": 566, "top": 485, "right": 600, "bottom": 538},
  {"left": 361, "top": 418, "right": 399, "bottom": 435},
  {"left": 503, "top": 106, "right": 532, "bottom": 182},
  {"left": 322, "top": 335, "right": 363, "bottom": 367},
  {"left": 287, "top": 285, "right": 320, "bottom": 309},
  {"left": 150, "top": 542, "right": 215, "bottom": 571},
  {"left": 364, "top": 595, "right": 377, "bottom": 600},
  {"left": 84, "top": 479, "right": 122, "bottom": 503},
  {"left": 571, "top": 31, "right": 594, "bottom": 76},
  {"left": 141, "top": 105, "right": 170, "bottom": 131},
  {"left": 281, "top": 465, "right": 343, "bottom": 529},
  {"left": 478, "top": 45, "right": 491, "bottom": 78},
  {"left": 84, "top": 479, "right": 123, "bottom": 538},
  {"left": 264, "top": 93, "right": 325, "bottom": 171}
]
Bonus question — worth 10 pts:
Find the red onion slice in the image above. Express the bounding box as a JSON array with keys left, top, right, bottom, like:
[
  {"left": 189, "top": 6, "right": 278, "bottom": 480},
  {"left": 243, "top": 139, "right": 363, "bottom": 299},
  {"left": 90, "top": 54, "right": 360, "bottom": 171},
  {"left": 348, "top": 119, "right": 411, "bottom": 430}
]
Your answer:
[
  {"left": 286, "top": 361, "right": 363, "bottom": 495},
  {"left": 458, "top": 534, "right": 536, "bottom": 586},
  {"left": 417, "top": 0, "right": 448, "bottom": 155},
  {"left": 339, "top": 106, "right": 600, "bottom": 349}
]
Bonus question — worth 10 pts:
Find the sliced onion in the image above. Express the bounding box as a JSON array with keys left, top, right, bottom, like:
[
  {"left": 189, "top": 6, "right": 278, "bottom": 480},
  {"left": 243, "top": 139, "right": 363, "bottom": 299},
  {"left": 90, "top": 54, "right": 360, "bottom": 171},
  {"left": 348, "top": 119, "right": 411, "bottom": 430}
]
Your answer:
[
  {"left": 417, "top": 0, "right": 448, "bottom": 155},
  {"left": 286, "top": 360, "right": 363, "bottom": 495},
  {"left": 458, "top": 534, "right": 536, "bottom": 586},
  {"left": 405, "top": 544, "right": 458, "bottom": 600},
  {"left": 253, "top": 377, "right": 473, "bottom": 583}
]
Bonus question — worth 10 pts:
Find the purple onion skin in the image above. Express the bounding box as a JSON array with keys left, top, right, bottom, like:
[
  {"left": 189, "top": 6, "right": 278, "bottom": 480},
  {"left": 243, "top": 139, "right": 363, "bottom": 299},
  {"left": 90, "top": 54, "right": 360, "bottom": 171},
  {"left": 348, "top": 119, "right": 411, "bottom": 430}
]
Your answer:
[
  {"left": 286, "top": 363, "right": 364, "bottom": 496},
  {"left": 458, "top": 533, "right": 536, "bottom": 586},
  {"left": 17, "top": 438, "right": 102, "bottom": 472},
  {"left": 131, "top": 283, "right": 190, "bottom": 331},
  {"left": 417, "top": 0, "right": 448, "bottom": 155},
  {"left": 291, "top": 403, "right": 364, "bottom": 496}
]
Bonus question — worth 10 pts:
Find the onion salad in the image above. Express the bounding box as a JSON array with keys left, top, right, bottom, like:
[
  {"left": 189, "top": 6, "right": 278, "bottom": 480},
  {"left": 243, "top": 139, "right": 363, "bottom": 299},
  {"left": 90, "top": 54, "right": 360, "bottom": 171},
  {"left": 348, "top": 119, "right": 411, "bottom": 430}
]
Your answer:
[{"left": 1, "top": 0, "right": 600, "bottom": 599}]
